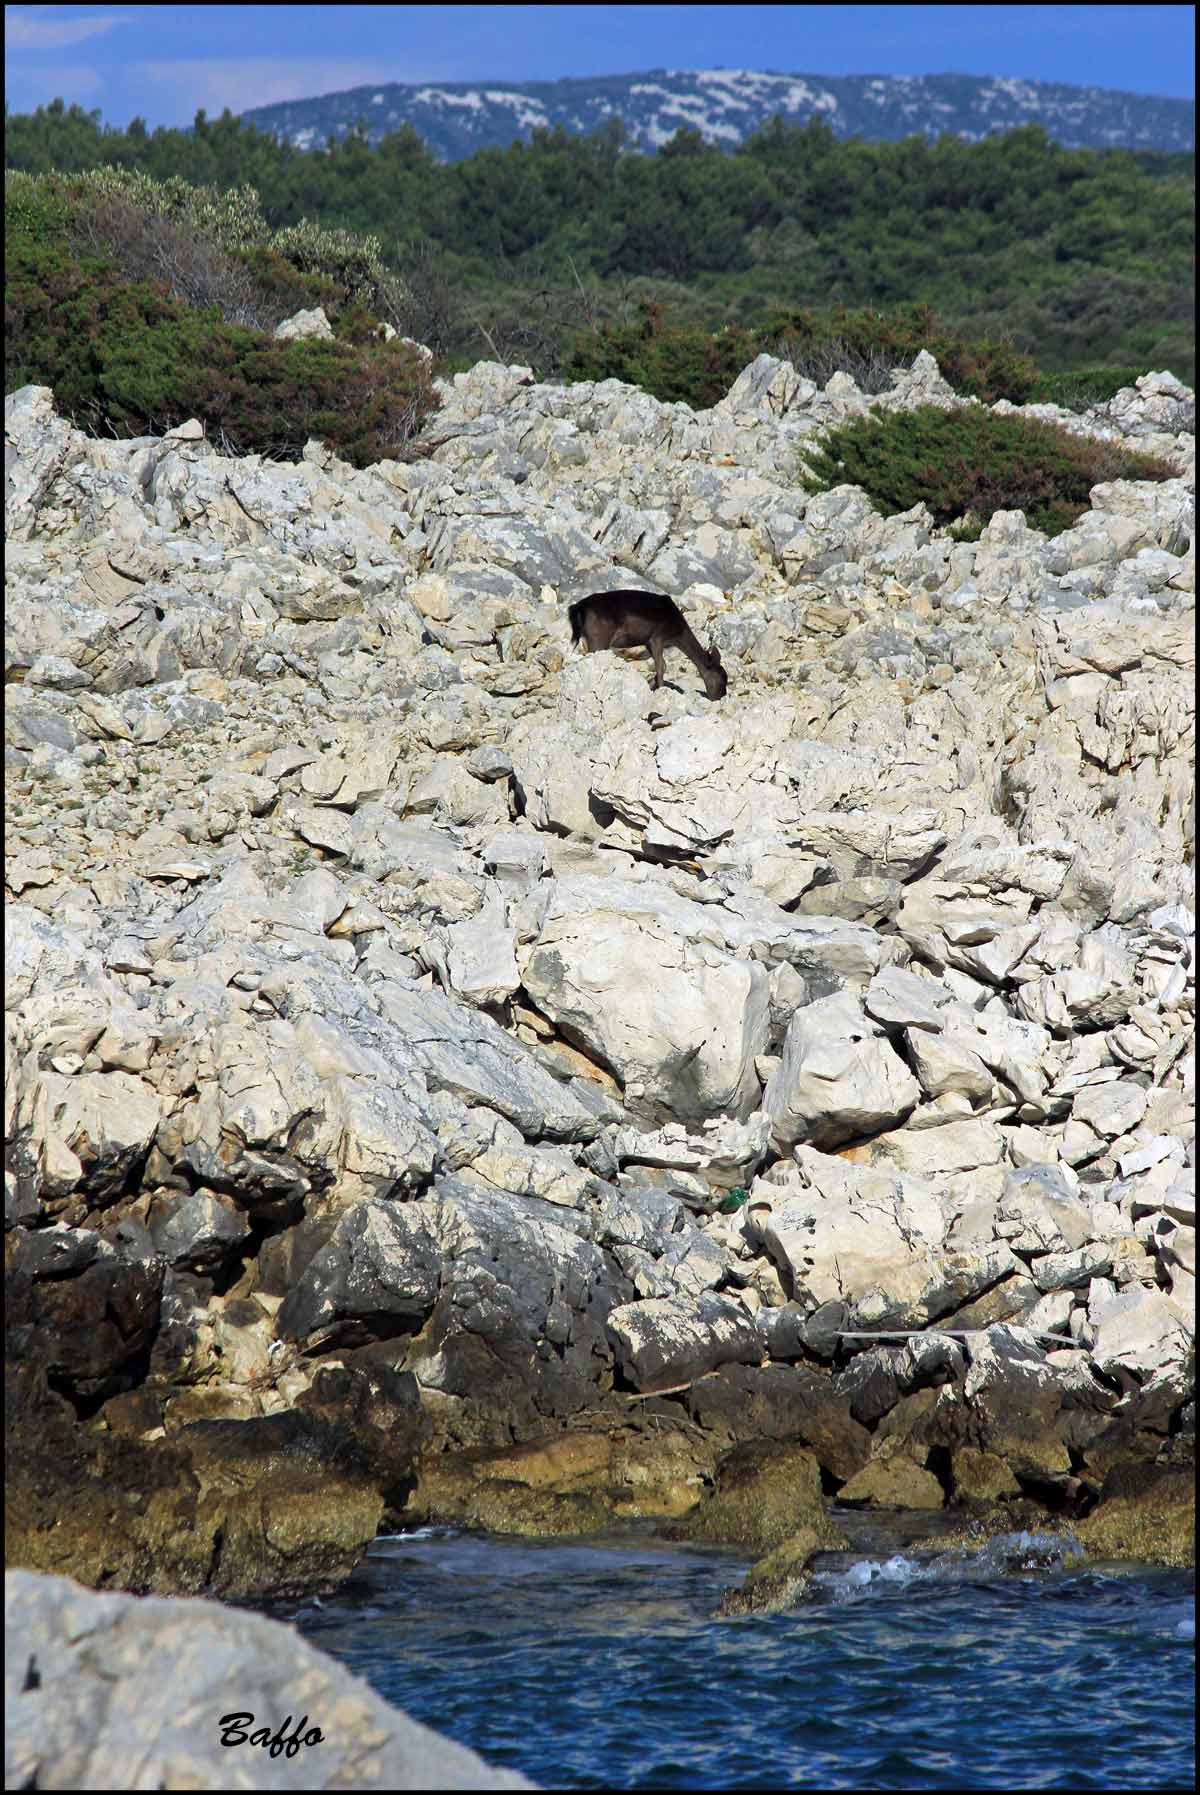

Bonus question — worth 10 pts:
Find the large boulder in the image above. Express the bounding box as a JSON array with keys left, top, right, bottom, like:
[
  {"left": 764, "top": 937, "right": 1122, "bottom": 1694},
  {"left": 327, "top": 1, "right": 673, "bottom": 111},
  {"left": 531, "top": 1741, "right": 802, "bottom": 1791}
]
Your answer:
[
  {"left": 605, "top": 1291, "right": 763, "bottom": 1391},
  {"left": 747, "top": 1147, "right": 1019, "bottom": 1331},
  {"left": 5, "top": 1569, "right": 533, "bottom": 1789},
  {"left": 762, "top": 992, "right": 920, "bottom": 1150},
  {"left": 522, "top": 877, "right": 769, "bottom": 1121}
]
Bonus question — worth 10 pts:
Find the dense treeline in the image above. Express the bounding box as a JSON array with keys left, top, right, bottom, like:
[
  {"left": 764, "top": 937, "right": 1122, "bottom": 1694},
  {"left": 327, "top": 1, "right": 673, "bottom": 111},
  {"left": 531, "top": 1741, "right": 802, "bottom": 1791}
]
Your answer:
[{"left": 5, "top": 99, "right": 1194, "bottom": 383}]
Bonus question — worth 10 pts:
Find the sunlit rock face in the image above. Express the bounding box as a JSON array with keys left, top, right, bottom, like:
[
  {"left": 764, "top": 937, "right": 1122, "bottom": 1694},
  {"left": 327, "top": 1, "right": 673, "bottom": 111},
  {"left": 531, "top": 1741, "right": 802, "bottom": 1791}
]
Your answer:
[{"left": 4, "top": 355, "right": 1194, "bottom": 1591}]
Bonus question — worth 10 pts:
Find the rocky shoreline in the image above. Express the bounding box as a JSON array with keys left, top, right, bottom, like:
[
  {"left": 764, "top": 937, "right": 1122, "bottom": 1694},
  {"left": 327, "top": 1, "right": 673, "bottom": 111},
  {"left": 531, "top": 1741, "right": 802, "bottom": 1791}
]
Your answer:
[{"left": 4, "top": 350, "right": 1195, "bottom": 1604}]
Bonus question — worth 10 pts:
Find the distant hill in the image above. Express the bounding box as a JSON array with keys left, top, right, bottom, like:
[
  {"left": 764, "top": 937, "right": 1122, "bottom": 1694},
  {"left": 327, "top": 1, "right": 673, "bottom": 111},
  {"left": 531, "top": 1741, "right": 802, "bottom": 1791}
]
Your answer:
[{"left": 239, "top": 67, "right": 1195, "bottom": 160}]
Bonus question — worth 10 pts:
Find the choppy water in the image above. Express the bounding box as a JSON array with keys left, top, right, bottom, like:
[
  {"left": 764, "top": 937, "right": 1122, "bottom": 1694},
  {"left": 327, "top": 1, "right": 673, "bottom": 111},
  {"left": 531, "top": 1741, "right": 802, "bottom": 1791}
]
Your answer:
[{"left": 271, "top": 1526, "right": 1195, "bottom": 1790}]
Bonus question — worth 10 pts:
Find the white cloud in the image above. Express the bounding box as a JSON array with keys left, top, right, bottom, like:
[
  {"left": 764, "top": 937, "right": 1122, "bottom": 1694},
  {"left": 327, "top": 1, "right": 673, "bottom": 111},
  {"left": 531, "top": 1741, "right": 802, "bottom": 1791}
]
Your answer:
[
  {"left": 131, "top": 56, "right": 451, "bottom": 121},
  {"left": 5, "top": 9, "right": 133, "bottom": 51}
]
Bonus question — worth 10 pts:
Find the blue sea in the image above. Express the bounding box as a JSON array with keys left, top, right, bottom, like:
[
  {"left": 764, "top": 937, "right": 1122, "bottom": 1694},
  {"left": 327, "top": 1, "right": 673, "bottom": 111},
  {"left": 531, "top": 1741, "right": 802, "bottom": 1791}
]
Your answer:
[{"left": 271, "top": 1525, "right": 1195, "bottom": 1790}]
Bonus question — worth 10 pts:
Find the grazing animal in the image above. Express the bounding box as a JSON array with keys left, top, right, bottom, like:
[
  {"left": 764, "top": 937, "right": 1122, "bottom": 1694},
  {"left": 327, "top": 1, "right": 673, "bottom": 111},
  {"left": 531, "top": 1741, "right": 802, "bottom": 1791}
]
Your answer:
[{"left": 568, "top": 589, "right": 728, "bottom": 701}]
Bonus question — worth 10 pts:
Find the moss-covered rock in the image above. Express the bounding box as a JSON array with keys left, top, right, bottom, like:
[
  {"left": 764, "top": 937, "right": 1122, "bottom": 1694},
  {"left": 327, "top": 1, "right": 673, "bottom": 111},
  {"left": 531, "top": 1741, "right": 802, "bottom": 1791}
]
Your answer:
[
  {"left": 5, "top": 1370, "right": 388, "bottom": 1599},
  {"left": 837, "top": 1456, "right": 946, "bottom": 1509},
  {"left": 406, "top": 1426, "right": 715, "bottom": 1535},
  {"left": 1076, "top": 1471, "right": 1195, "bottom": 1568},
  {"left": 716, "top": 1520, "right": 849, "bottom": 1617},
  {"left": 673, "top": 1439, "right": 832, "bottom": 1551},
  {"left": 950, "top": 1446, "right": 1023, "bottom": 1503},
  {"left": 684, "top": 1362, "right": 873, "bottom": 1482},
  {"left": 5, "top": 1264, "right": 420, "bottom": 1602},
  {"left": 920, "top": 1505, "right": 1080, "bottom": 1555}
]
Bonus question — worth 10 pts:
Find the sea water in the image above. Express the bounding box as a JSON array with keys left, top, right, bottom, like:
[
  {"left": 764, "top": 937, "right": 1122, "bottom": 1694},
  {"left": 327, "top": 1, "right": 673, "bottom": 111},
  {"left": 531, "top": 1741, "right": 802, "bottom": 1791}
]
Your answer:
[{"left": 271, "top": 1527, "right": 1195, "bottom": 1789}]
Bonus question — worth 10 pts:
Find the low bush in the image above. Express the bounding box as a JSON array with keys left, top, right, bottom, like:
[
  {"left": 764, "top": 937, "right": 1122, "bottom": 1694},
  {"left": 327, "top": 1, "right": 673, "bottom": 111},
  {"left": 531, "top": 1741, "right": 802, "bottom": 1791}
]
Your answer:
[
  {"left": 799, "top": 403, "right": 1177, "bottom": 537},
  {"left": 270, "top": 217, "right": 403, "bottom": 316},
  {"left": 5, "top": 175, "right": 436, "bottom": 466},
  {"left": 6, "top": 167, "right": 410, "bottom": 331},
  {"left": 765, "top": 302, "right": 1041, "bottom": 404},
  {"left": 4, "top": 170, "right": 78, "bottom": 244},
  {"left": 769, "top": 335, "right": 899, "bottom": 395},
  {"left": 66, "top": 186, "right": 283, "bottom": 331},
  {"left": 562, "top": 298, "right": 1041, "bottom": 408},
  {"left": 191, "top": 333, "right": 435, "bottom": 463},
  {"left": 1027, "top": 365, "right": 1145, "bottom": 411},
  {"left": 234, "top": 243, "right": 341, "bottom": 323},
  {"left": 562, "top": 299, "right": 760, "bottom": 406}
]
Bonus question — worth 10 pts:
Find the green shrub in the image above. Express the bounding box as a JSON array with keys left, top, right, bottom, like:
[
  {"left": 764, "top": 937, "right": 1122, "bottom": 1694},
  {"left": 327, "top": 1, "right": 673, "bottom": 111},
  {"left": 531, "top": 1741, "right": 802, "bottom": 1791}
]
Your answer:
[
  {"left": 270, "top": 217, "right": 395, "bottom": 307},
  {"left": 33, "top": 166, "right": 273, "bottom": 254},
  {"left": 5, "top": 180, "right": 436, "bottom": 465},
  {"left": 3, "top": 170, "right": 77, "bottom": 244},
  {"left": 1027, "top": 365, "right": 1144, "bottom": 410},
  {"left": 563, "top": 298, "right": 1041, "bottom": 408},
  {"left": 799, "top": 403, "right": 1177, "bottom": 537},
  {"left": 562, "top": 300, "right": 761, "bottom": 405},
  {"left": 766, "top": 303, "right": 1040, "bottom": 404},
  {"left": 192, "top": 333, "right": 435, "bottom": 463},
  {"left": 229, "top": 243, "right": 339, "bottom": 320},
  {"left": 63, "top": 186, "right": 283, "bottom": 333},
  {"left": 5, "top": 167, "right": 408, "bottom": 327}
]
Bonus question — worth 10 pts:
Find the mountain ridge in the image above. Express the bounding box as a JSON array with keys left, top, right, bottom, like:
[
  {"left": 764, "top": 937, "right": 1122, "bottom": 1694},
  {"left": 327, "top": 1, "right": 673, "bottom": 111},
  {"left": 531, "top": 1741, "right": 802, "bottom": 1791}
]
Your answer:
[{"left": 238, "top": 66, "right": 1195, "bottom": 160}]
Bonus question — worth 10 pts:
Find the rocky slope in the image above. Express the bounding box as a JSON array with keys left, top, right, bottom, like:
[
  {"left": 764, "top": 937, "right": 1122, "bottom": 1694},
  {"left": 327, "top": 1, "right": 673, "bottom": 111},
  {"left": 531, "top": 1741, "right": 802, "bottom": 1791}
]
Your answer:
[
  {"left": 4, "top": 349, "right": 1195, "bottom": 1600},
  {"left": 240, "top": 68, "right": 1196, "bottom": 158}
]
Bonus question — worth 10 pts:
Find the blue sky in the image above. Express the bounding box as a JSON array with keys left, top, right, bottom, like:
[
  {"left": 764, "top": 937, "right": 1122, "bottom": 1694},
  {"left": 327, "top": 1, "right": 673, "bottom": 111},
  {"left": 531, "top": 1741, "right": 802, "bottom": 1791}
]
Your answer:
[{"left": 5, "top": 4, "right": 1194, "bottom": 129}]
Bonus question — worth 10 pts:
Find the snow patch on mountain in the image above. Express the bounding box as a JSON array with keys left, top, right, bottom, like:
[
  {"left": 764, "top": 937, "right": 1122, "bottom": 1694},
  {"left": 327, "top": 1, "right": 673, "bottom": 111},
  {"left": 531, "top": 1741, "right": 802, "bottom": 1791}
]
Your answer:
[{"left": 240, "top": 67, "right": 1195, "bottom": 162}]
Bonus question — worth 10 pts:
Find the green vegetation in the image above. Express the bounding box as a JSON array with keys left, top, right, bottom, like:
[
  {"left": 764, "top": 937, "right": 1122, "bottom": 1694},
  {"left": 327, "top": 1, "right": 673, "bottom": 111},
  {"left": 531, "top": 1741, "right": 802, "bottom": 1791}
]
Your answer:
[
  {"left": 5, "top": 102, "right": 1193, "bottom": 482},
  {"left": 799, "top": 405, "right": 1177, "bottom": 538},
  {"left": 5, "top": 169, "right": 435, "bottom": 465},
  {"left": 563, "top": 300, "right": 1043, "bottom": 406},
  {"left": 562, "top": 303, "right": 762, "bottom": 407},
  {"left": 5, "top": 101, "right": 1193, "bottom": 389},
  {"left": 1027, "top": 365, "right": 1147, "bottom": 409}
]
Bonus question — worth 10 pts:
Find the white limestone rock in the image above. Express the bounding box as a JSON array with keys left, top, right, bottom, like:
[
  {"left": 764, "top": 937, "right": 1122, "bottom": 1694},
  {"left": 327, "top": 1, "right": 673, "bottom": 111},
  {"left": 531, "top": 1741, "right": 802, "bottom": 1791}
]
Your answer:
[
  {"left": 445, "top": 892, "right": 521, "bottom": 1008},
  {"left": 273, "top": 305, "right": 335, "bottom": 342},
  {"left": 762, "top": 992, "right": 920, "bottom": 1151},
  {"left": 605, "top": 1291, "right": 763, "bottom": 1390},
  {"left": 747, "top": 1146, "right": 1018, "bottom": 1330},
  {"left": 1088, "top": 1283, "right": 1193, "bottom": 1386},
  {"left": 522, "top": 876, "right": 770, "bottom": 1122}
]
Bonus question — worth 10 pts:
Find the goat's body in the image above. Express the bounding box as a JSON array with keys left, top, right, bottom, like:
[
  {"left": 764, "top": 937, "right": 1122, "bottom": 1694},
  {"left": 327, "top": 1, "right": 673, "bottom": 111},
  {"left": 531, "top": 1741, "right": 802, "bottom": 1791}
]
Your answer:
[{"left": 568, "top": 589, "right": 727, "bottom": 700}]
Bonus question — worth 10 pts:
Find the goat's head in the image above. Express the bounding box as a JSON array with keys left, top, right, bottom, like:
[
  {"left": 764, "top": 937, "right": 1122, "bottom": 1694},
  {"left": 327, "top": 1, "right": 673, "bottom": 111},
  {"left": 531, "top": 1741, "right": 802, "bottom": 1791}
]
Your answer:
[{"left": 702, "top": 642, "right": 728, "bottom": 701}]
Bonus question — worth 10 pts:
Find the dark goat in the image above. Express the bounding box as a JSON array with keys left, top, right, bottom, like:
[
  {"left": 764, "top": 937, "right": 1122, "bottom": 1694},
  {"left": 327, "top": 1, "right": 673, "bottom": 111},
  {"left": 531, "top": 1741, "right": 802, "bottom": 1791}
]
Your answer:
[{"left": 568, "top": 589, "right": 728, "bottom": 701}]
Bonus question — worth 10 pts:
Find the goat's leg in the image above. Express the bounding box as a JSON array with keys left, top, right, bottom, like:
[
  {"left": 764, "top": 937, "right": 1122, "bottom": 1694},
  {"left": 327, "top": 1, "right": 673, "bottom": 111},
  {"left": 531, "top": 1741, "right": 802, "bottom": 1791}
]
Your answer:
[{"left": 649, "top": 637, "right": 666, "bottom": 689}]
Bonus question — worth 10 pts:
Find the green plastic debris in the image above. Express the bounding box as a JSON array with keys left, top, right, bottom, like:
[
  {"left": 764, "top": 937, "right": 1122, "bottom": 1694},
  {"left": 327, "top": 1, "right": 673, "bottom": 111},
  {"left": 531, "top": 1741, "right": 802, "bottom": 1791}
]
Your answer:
[{"left": 717, "top": 1186, "right": 749, "bottom": 1214}]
